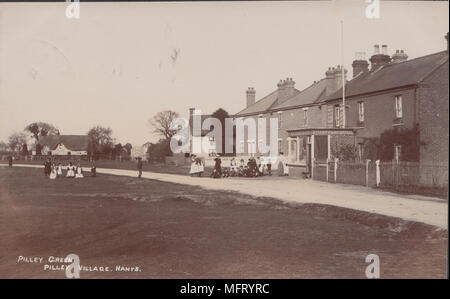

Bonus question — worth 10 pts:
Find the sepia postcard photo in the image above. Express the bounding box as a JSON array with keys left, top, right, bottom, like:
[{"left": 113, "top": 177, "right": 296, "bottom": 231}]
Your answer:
[{"left": 0, "top": 0, "right": 448, "bottom": 287}]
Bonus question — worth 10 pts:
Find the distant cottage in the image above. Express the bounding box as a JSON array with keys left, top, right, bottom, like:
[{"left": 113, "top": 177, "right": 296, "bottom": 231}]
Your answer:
[{"left": 35, "top": 135, "right": 89, "bottom": 156}]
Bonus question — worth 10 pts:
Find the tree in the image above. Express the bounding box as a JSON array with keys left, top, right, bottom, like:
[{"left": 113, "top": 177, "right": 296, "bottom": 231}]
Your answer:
[
  {"left": 123, "top": 143, "right": 133, "bottom": 155},
  {"left": 8, "top": 132, "right": 27, "bottom": 153},
  {"left": 25, "top": 122, "right": 59, "bottom": 141},
  {"left": 211, "top": 108, "right": 234, "bottom": 155},
  {"left": 150, "top": 110, "right": 180, "bottom": 140},
  {"left": 87, "top": 126, "right": 114, "bottom": 158},
  {"left": 147, "top": 139, "right": 171, "bottom": 162},
  {"left": 0, "top": 141, "right": 8, "bottom": 153}
]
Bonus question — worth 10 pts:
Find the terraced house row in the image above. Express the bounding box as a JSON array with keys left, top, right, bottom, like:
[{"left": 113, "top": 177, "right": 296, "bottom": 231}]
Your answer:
[
  {"left": 188, "top": 33, "right": 448, "bottom": 190},
  {"left": 231, "top": 34, "right": 448, "bottom": 180}
]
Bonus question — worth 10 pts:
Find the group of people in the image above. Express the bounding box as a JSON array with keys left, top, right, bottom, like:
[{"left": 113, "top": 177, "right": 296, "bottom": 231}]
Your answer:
[
  {"left": 190, "top": 153, "right": 290, "bottom": 179},
  {"left": 43, "top": 158, "right": 96, "bottom": 180}
]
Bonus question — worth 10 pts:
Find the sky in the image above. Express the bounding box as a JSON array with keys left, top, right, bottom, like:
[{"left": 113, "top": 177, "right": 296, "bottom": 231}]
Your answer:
[{"left": 0, "top": 0, "right": 448, "bottom": 146}]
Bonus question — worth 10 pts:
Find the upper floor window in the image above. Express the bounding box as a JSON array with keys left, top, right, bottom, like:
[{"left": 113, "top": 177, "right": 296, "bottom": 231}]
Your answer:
[
  {"left": 277, "top": 112, "right": 283, "bottom": 128},
  {"left": 394, "top": 95, "right": 403, "bottom": 119},
  {"left": 358, "top": 101, "right": 364, "bottom": 123},
  {"left": 334, "top": 105, "right": 341, "bottom": 127}
]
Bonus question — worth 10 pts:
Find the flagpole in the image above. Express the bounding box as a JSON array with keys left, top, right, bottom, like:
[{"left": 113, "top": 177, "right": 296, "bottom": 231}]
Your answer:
[{"left": 341, "top": 20, "right": 346, "bottom": 128}]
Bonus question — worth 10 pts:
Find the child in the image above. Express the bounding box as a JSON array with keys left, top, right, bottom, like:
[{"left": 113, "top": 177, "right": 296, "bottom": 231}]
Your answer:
[
  {"left": 56, "top": 163, "right": 63, "bottom": 177},
  {"left": 66, "top": 162, "right": 75, "bottom": 178}
]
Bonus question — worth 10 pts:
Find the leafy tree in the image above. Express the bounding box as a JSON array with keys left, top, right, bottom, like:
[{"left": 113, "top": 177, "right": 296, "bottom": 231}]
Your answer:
[
  {"left": 25, "top": 122, "right": 59, "bottom": 141},
  {"left": 8, "top": 132, "right": 27, "bottom": 153},
  {"left": 332, "top": 143, "right": 358, "bottom": 161},
  {"left": 150, "top": 110, "right": 180, "bottom": 140},
  {"left": 378, "top": 125, "right": 419, "bottom": 162},
  {"left": 211, "top": 108, "right": 234, "bottom": 155},
  {"left": 147, "top": 139, "right": 171, "bottom": 162},
  {"left": 87, "top": 125, "right": 114, "bottom": 158},
  {"left": 123, "top": 143, "right": 133, "bottom": 155}
]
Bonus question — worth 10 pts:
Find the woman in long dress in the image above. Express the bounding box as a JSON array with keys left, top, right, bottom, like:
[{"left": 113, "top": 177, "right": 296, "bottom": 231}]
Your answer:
[
  {"left": 56, "top": 163, "right": 63, "bottom": 177},
  {"left": 189, "top": 155, "right": 199, "bottom": 176},
  {"left": 75, "top": 164, "right": 84, "bottom": 179},
  {"left": 66, "top": 162, "right": 75, "bottom": 178},
  {"left": 277, "top": 152, "right": 289, "bottom": 176},
  {"left": 196, "top": 157, "right": 204, "bottom": 177},
  {"left": 49, "top": 164, "right": 57, "bottom": 180}
]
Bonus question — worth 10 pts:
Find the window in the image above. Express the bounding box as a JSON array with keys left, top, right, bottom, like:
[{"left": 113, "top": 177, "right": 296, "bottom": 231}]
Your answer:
[
  {"left": 334, "top": 105, "right": 341, "bottom": 127},
  {"left": 303, "top": 108, "right": 308, "bottom": 126},
  {"left": 394, "top": 95, "right": 402, "bottom": 118},
  {"left": 358, "top": 101, "right": 364, "bottom": 123},
  {"left": 278, "top": 112, "right": 283, "bottom": 128},
  {"left": 278, "top": 139, "right": 282, "bottom": 154},
  {"left": 394, "top": 144, "right": 402, "bottom": 162}
]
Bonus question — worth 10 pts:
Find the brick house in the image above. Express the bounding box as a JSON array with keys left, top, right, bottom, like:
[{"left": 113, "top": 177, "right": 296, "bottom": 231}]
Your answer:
[
  {"left": 324, "top": 45, "right": 448, "bottom": 166},
  {"left": 232, "top": 35, "right": 448, "bottom": 180}
]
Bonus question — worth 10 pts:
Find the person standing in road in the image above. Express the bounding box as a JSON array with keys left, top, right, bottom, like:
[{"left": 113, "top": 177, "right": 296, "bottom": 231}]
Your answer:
[{"left": 137, "top": 157, "right": 143, "bottom": 179}]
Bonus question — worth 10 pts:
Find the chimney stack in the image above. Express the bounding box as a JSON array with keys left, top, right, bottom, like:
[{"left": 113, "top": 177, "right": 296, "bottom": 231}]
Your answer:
[
  {"left": 369, "top": 44, "right": 391, "bottom": 71},
  {"left": 351, "top": 52, "right": 369, "bottom": 77},
  {"left": 246, "top": 87, "right": 256, "bottom": 108},
  {"left": 392, "top": 49, "right": 408, "bottom": 63},
  {"left": 325, "top": 66, "right": 347, "bottom": 95},
  {"left": 277, "top": 78, "right": 296, "bottom": 104}
]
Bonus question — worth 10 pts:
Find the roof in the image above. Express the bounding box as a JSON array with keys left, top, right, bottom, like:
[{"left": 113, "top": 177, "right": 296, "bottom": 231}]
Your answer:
[
  {"left": 235, "top": 88, "right": 301, "bottom": 116},
  {"left": 38, "top": 135, "right": 89, "bottom": 151},
  {"left": 272, "top": 79, "right": 329, "bottom": 110},
  {"left": 327, "top": 50, "right": 449, "bottom": 101}
]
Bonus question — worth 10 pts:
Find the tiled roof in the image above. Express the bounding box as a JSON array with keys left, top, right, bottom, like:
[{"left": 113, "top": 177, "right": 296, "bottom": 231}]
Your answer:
[
  {"left": 235, "top": 88, "right": 301, "bottom": 116},
  {"left": 326, "top": 50, "right": 449, "bottom": 101},
  {"left": 38, "top": 135, "right": 89, "bottom": 151},
  {"left": 272, "top": 79, "right": 328, "bottom": 110}
]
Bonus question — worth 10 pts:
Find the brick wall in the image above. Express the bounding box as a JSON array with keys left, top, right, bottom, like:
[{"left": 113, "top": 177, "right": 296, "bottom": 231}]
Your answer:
[{"left": 417, "top": 60, "right": 449, "bottom": 166}]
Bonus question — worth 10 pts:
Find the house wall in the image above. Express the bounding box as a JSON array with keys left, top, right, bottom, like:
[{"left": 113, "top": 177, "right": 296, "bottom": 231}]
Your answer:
[
  {"left": 417, "top": 60, "right": 449, "bottom": 166},
  {"left": 326, "top": 87, "right": 417, "bottom": 141},
  {"left": 238, "top": 104, "right": 326, "bottom": 156}
]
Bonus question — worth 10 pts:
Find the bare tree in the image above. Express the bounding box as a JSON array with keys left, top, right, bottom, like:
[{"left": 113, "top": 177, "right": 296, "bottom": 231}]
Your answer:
[{"left": 149, "top": 110, "right": 180, "bottom": 140}]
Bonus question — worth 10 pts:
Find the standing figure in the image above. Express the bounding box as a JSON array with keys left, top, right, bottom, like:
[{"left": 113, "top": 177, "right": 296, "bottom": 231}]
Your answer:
[
  {"left": 277, "top": 152, "right": 289, "bottom": 176},
  {"left": 49, "top": 164, "right": 57, "bottom": 180},
  {"left": 75, "top": 164, "right": 84, "bottom": 179},
  {"left": 66, "top": 162, "right": 75, "bottom": 178},
  {"left": 195, "top": 157, "right": 204, "bottom": 177},
  {"left": 44, "top": 158, "right": 52, "bottom": 177},
  {"left": 56, "top": 163, "right": 63, "bottom": 177},
  {"left": 91, "top": 162, "right": 97, "bottom": 177},
  {"left": 189, "top": 155, "right": 199, "bottom": 177},
  {"left": 256, "top": 156, "right": 264, "bottom": 176},
  {"left": 266, "top": 157, "right": 272, "bottom": 176},
  {"left": 137, "top": 157, "right": 143, "bottom": 179},
  {"left": 211, "top": 157, "right": 222, "bottom": 178},
  {"left": 8, "top": 155, "right": 13, "bottom": 167},
  {"left": 229, "top": 158, "right": 238, "bottom": 176}
]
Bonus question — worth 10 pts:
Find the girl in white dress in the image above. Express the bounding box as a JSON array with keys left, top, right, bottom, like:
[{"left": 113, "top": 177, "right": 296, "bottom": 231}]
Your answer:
[
  {"left": 66, "top": 162, "right": 75, "bottom": 178},
  {"left": 189, "top": 155, "right": 199, "bottom": 176},
  {"left": 49, "top": 164, "right": 57, "bottom": 180},
  {"left": 56, "top": 163, "right": 63, "bottom": 177},
  {"left": 75, "top": 164, "right": 84, "bottom": 179}
]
